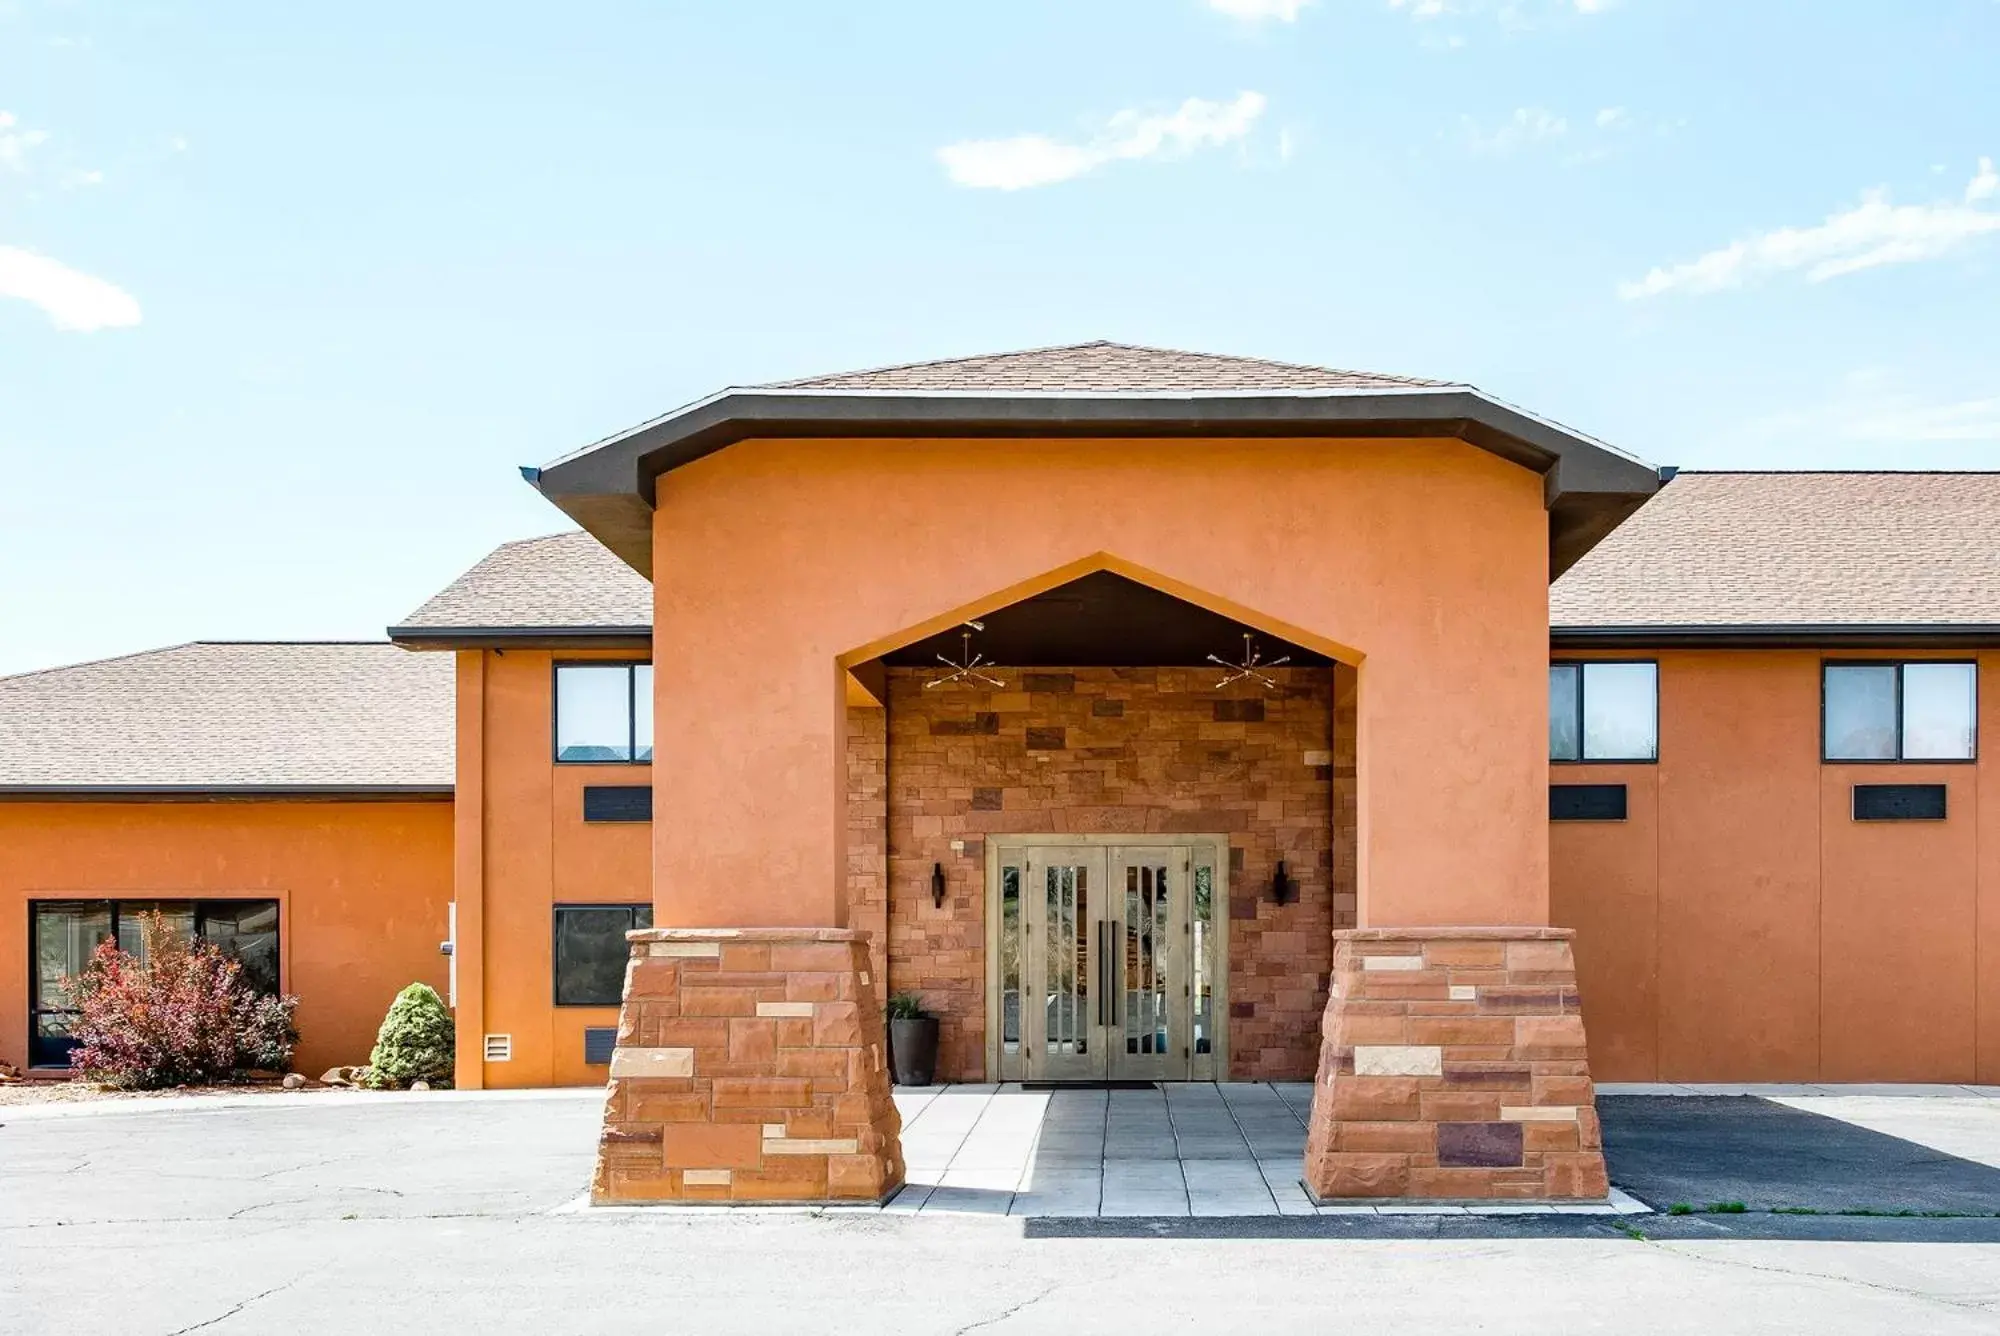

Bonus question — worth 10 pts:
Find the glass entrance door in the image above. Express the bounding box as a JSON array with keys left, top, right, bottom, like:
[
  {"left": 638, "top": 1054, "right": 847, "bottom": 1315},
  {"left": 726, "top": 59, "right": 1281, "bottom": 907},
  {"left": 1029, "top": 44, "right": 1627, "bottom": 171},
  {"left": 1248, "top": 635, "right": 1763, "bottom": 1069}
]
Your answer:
[{"left": 991, "top": 838, "right": 1224, "bottom": 1083}]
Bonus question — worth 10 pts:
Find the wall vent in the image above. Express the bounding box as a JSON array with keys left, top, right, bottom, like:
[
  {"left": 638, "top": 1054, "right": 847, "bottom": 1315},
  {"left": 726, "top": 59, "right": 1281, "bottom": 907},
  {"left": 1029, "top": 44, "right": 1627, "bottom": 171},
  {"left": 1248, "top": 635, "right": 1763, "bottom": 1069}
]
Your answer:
[
  {"left": 1852, "top": 783, "right": 1947, "bottom": 822},
  {"left": 583, "top": 1027, "right": 619, "bottom": 1065},
  {"left": 1550, "top": 783, "right": 1628, "bottom": 822},
  {"left": 483, "top": 1034, "right": 513, "bottom": 1062},
  {"left": 582, "top": 785, "right": 653, "bottom": 823}
]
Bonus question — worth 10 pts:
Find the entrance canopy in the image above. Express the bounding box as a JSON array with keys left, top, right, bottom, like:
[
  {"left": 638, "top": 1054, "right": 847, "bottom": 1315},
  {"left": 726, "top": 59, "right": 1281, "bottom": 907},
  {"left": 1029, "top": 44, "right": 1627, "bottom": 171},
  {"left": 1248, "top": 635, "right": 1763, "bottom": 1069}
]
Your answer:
[{"left": 525, "top": 342, "right": 1662, "bottom": 580}]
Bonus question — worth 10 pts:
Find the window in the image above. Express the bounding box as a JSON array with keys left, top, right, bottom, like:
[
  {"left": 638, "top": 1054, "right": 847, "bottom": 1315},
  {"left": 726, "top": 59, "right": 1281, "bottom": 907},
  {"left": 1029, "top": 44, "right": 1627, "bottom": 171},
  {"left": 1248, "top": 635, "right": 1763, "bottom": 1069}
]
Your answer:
[
  {"left": 1549, "top": 661, "right": 1658, "bottom": 762},
  {"left": 1823, "top": 662, "right": 1977, "bottom": 761},
  {"left": 553, "top": 903, "right": 653, "bottom": 1006},
  {"left": 554, "top": 662, "right": 653, "bottom": 763},
  {"left": 28, "top": 899, "right": 281, "bottom": 1067}
]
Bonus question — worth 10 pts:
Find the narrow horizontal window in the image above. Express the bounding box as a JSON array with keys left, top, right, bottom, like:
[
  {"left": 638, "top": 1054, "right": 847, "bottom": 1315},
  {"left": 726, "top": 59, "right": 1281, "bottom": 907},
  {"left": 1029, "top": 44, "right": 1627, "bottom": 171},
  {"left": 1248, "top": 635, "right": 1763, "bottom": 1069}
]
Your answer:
[
  {"left": 1550, "top": 661, "right": 1657, "bottom": 763},
  {"left": 554, "top": 662, "right": 653, "bottom": 764},
  {"left": 553, "top": 903, "right": 654, "bottom": 1007},
  {"left": 1824, "top": 662, "right": 1975, "bottom": 762}
]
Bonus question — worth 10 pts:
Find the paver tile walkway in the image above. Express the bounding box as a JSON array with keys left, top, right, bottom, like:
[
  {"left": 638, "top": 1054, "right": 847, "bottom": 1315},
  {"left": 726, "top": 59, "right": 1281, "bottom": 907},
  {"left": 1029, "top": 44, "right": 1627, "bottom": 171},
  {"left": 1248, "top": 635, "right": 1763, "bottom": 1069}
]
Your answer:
[{"left": 888, "top": 1082, "right": 1640, "bottom": 1218}]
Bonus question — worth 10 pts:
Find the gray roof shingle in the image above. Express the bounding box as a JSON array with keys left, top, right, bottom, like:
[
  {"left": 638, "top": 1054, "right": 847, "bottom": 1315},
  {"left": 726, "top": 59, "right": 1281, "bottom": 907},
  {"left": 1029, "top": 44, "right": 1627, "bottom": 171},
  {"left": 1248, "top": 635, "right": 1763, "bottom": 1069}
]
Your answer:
[
  {"left": 0, "top": 642, "right": 454, "bottom": 791},
  {"left": 392, "top": 530, "right": 652, "bottom": 635},
  {"left": 760, "top": 340, "right": 1454, "bottom": 393},
  {"left": 407, "top": 472, "right": 2000, "bottom": 640},
  {"left": 1551, "top": 471, "right": 2000, "bottom": 630}
]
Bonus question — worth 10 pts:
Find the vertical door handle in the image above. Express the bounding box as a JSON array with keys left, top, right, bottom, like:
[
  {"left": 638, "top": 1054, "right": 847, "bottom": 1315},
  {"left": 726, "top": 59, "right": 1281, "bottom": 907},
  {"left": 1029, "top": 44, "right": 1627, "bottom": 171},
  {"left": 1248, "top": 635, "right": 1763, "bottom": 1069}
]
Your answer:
[{"left": 1104, "top": 924, "right": 1120, "bottom": 1032}]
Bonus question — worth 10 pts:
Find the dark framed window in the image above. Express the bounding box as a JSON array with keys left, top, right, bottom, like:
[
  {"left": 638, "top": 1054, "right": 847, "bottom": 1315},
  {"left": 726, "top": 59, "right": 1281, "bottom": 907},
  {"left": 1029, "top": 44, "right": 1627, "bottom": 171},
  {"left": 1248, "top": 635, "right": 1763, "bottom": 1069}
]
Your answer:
[
  {"left": 28, "top": 899, "right": 280, "bottom": 1068},
  {"left": 1549, "top": 661, "right": 1658, "bottom": 763},
  {"left": 554, "top": 662, "right": 653, "bottom": 763},
  {"left": 553, "top": 903, "right": 653, "bottom": 1006},
  {"left": 1823, "top": 661, "right": 1977, "bottom": 762}
]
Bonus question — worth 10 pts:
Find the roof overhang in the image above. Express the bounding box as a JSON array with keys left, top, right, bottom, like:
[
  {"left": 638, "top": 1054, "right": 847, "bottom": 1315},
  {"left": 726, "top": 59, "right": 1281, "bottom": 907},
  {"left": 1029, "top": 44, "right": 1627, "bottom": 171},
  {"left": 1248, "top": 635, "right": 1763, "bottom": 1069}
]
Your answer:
[
  {"left": 1552, "top": 624, "right": 2000, "bottom": 650},
  {"left": 529, "top": 387, "right": 1663, "bottom": 580},
  {"left": 386, "top": 625, "right": 653, "bottom": 651},
  {"left": 0, "top": 784, "right": 454, "bottom": 802}
]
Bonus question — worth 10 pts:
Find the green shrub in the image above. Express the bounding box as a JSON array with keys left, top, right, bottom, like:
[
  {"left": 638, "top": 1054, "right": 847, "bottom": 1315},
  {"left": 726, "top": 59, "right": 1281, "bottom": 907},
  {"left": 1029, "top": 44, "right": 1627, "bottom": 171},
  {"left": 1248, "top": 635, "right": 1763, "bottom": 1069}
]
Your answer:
[
  {"left": 886, "top": 992, "right": 929, "bottom": 1021},
  {"left": 364, "top": 983, "right": 454, "bottom": 1089}
]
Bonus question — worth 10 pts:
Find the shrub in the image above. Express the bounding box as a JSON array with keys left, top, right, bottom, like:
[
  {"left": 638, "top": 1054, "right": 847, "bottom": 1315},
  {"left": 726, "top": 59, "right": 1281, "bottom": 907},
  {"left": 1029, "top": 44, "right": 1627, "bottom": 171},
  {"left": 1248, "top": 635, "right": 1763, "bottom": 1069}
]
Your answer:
[
  {"left": 886, "top": 992, "right": 929, "bottom": 1021},
  {"left": 66, "top": 912, "right": 300, "bottom": 1090},
  {"left": 364, "top": 983, "right": 454, "bottom": 1089}
]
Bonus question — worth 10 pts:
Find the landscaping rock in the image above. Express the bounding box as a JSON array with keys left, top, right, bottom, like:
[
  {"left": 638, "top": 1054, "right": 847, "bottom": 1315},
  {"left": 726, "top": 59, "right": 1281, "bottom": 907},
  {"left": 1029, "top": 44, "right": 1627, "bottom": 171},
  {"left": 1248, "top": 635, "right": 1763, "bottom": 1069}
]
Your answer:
[
  {"left": 410, "top": 1080, "right": 431, "bottom": 1092},
  {"left": 282, "top": 1073, "right": 307, "bottom": 1090}
]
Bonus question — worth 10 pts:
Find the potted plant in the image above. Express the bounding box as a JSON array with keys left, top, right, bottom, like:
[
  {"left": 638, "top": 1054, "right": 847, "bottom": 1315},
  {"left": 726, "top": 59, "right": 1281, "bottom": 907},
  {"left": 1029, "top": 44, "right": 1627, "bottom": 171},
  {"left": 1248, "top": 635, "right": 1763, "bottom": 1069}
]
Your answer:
[{"left": 886, "top": 993, "right": 939, "bottom": 1087}]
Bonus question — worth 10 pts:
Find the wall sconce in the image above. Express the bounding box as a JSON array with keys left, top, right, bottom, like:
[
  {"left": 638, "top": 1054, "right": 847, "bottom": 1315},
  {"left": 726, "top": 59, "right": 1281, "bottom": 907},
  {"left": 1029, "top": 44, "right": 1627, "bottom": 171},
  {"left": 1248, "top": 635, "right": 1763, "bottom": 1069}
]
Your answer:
[
  {"left": 931, "top": 862, "right": 948, "bottom": 910},
  {"left": 1270, "top": 860, "right": 1296, "bottom": 906}
]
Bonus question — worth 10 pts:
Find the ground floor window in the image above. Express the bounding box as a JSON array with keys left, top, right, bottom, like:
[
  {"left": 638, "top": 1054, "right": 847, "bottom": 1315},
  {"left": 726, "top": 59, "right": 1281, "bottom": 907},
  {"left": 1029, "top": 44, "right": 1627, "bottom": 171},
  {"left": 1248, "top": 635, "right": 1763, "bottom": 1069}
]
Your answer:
[
  {"left": 28, "top": 899, "right": 281, "bottom": 1068},
  {"left": 553, "top": 904, "right": 653, "bottom": 1006}
]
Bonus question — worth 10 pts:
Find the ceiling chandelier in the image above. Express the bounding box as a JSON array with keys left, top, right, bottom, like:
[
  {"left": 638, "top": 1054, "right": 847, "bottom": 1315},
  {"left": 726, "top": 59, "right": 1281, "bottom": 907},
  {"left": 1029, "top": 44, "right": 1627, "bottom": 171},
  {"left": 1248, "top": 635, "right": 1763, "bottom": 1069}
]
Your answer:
[
  {"left": 1209, "top": 633, "right": 1289, "bottom": 691},
  {"left": 925, "top": 623, "right": 1006, "bottom": 690}
]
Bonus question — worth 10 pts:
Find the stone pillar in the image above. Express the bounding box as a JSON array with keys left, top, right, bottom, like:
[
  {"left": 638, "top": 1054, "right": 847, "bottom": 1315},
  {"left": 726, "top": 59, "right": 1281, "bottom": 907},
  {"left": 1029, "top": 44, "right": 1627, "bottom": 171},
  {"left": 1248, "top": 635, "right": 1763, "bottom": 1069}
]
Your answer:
[
  {"left": 1303, "top": 928, "right": 1607, "bottom": 1202},
  {"left": 591, "top": 928, "right": 904, "bottom": 1205}
]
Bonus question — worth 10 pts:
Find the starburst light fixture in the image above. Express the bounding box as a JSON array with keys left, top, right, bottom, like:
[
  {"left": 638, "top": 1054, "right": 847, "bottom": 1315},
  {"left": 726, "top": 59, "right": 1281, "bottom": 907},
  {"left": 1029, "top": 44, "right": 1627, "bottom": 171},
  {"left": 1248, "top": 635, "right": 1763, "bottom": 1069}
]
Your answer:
[
  {"left": 925, "top": 627, "right": 1006, "bottom": 690},
  {"left": 1208, "top": 632, "right": 1289, "bottom": 691}
]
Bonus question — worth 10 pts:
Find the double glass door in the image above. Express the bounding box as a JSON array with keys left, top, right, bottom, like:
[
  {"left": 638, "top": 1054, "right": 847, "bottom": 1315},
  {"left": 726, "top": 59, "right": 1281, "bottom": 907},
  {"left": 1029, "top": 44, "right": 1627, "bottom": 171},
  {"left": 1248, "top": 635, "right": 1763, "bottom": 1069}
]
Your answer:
[{"left": 990, "top": 838, "right": 1224, "bottom": 1083}]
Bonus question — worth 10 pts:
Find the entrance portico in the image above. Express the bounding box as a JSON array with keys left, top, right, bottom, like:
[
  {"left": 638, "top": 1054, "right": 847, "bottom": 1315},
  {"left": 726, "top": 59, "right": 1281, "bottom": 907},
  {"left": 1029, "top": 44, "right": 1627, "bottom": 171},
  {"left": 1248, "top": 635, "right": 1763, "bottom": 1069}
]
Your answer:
[{"left": 523, "top": 341, "right": 1659, "bottom": 1204}]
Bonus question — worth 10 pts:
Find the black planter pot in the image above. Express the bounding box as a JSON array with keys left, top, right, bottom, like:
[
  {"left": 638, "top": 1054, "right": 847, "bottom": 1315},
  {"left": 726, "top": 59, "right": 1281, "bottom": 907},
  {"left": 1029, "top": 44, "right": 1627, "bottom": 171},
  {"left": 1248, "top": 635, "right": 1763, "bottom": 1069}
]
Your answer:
[{"left": 888, "top": 1017, "right": 940, "bottom": 1087}]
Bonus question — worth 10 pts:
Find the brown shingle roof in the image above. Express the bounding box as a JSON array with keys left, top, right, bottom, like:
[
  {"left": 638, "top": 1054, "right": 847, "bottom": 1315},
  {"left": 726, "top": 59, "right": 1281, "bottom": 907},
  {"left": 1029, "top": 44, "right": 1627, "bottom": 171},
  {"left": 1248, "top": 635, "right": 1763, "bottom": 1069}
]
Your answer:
[
  {"left": 761, "top": 340, "right": 1454, "bottom": 393},
  {"left": 392, "top": 530, "right": 652, "bottom": 637},
  {"left": 1551, "top": 471, "right": 2000, "bottom": 630},
  {"left": 0, "top": 642, "right": 454, "bottom": 791}
]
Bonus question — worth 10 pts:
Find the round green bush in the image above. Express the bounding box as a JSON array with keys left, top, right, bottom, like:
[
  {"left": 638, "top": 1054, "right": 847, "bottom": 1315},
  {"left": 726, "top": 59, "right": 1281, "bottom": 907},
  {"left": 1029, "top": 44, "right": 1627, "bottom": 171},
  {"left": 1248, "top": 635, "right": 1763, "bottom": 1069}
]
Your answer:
[{"left": 365, "top": 983, "right": 454, "bottom": 1089}]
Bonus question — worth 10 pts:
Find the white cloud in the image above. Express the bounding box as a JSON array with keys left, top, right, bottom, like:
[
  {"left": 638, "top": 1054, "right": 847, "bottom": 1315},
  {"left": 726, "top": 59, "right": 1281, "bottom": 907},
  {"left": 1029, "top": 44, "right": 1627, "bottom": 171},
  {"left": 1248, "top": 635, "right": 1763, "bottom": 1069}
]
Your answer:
[
  {"left": 0, "top": 244, "right": 142, "bottom": 331},
  {"left": 1207, "top": 0, "right": 1313, "bottom": 19},
  {"left": 1718, "top": 370, "right": 2000, "bottom": 466},
  {"left": 1620, "top": 159, "right": 2000, "bottom": 298},
  {"left": 1595, "top": 106, "right": 1628, "bottom": 130},
  {"left": 1968, "top": 156, "right": 1998, "bottom": 203},
  {"left": 1392, "top": 0, "right": 1612, "bottom": 23},
  {"left": 939, "top": 92, "right": 1268, "bottom": 191},
  {"left": 0, "top": 110, "right": 50, "bottom": 172},
  {"left": 1463, "top": 107, "right": 1567, "bottom": 155}
]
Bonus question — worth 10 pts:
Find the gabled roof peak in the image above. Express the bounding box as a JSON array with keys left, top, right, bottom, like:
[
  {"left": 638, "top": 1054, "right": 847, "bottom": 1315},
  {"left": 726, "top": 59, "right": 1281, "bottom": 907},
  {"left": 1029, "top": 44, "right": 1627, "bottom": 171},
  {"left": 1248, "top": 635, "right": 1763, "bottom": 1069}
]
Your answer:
[{"left": 760, "top": 339, "right": 1455, "bottom": 394}]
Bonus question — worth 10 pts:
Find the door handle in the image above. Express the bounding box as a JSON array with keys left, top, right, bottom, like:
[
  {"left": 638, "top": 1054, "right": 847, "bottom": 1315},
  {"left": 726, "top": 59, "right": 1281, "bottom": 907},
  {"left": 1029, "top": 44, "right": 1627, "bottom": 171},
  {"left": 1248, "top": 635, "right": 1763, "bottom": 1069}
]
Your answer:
[{"left": 1097, "top": 921, "right": 1118, "bottom": 1028}]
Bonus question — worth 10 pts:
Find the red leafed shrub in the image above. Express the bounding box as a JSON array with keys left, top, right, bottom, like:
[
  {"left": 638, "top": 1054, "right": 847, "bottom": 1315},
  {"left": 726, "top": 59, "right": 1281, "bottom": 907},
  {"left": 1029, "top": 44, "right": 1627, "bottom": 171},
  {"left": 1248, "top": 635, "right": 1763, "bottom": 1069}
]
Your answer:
[{"left": 65, "top": 912, "right": 300, "bottom": 1089}]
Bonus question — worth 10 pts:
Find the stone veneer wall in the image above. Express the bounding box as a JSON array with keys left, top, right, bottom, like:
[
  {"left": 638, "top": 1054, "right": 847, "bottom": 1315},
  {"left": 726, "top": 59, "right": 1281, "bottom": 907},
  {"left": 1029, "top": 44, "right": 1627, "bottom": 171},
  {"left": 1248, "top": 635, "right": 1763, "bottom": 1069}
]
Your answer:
[
  {"left": 845, "top": 705, "right": 890, "bottom": 994},
  {"left": 844, "top": 665, "right": 1355, "bottom": 1082},
  {"left": 592, "top": 928, "right": 903, "bottom": 1204},
  {"left": 1302, "top": 928, "right": 1608, "bottom": 1201}
]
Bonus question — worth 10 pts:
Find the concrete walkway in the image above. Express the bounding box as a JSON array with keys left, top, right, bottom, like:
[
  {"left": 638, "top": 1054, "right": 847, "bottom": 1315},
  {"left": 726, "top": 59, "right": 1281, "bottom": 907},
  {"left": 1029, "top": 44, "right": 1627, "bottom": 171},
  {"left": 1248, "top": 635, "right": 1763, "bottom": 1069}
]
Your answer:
[{"left": 886, "top": 1082, "right": 1643, "bottom": 1218}]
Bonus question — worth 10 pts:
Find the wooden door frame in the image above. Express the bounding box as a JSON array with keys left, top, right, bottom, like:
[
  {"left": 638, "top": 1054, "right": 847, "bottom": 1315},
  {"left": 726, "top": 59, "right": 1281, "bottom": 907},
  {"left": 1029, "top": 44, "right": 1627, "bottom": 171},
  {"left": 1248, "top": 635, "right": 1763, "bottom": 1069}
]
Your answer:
[{"left": 984, "top": 833, "right": 1232, "bottom": 1082}]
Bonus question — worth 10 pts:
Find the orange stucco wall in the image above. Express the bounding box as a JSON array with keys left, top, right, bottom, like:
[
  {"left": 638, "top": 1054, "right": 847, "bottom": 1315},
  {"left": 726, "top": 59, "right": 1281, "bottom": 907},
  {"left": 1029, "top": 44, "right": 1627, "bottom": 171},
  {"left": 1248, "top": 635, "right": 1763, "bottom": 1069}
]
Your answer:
[
  {"left": 1551, "top": 649, "right": 2000, "bottom": 1084},
  {"left": 452, "top": 647, "right": 653, "bottom": 1089},
  {"left": 0, "top": 800, "right": 451, "bottom": 1077},
  {"left": 650, "top": 435, "right": 1553, "bottom": 935}
]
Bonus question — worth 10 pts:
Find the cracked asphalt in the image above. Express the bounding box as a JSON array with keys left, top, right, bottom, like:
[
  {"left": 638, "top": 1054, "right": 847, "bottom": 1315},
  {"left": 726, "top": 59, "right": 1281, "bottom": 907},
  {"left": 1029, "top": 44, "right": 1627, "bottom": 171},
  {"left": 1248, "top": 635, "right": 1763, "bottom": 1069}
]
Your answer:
[{"left": 5, "top": 1089, "right": 2000, "bottom": 1334}]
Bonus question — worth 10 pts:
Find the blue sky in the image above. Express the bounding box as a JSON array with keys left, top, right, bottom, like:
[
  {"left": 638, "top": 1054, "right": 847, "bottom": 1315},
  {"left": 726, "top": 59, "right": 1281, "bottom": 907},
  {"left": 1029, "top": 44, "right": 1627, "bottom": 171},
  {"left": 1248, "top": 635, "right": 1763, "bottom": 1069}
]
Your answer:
[{"left": 1, "top": 0, "right": 1996, "bottom": 674}]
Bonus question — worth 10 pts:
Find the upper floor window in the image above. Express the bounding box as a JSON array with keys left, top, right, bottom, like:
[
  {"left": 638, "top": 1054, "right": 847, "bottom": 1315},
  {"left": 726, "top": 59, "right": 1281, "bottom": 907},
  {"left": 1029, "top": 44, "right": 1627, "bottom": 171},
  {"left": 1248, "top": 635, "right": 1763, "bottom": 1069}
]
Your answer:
[
  {"left": 1823, "top": 662, "right": 1976, "bottom": 762},
  {"left": 1549, "top": 661, "right": 1658, "bottom": 763},
  {"left": 555, "top": 662, "right": 653, "bottom": 763}
]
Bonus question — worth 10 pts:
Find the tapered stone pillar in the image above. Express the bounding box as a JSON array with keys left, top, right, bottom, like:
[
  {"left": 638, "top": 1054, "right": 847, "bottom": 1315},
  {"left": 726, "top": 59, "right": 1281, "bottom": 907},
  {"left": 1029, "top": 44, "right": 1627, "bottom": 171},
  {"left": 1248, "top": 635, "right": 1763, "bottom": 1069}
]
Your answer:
[
  {"left": 1303, "top": 927, "right": 1608, "bottom": 1201},
  {"left": 591, "top": 927, "right": 904, "bottom": 1205}
]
